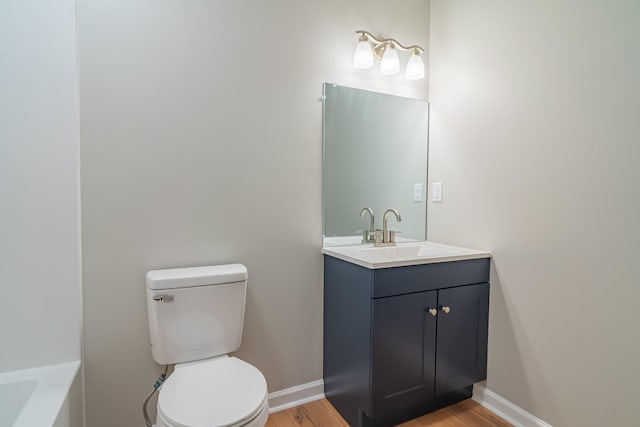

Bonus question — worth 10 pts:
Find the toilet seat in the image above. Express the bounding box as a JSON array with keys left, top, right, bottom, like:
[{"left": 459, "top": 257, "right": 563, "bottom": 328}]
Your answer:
[{"left": 157, "top": 356, "right": 268, "bottom": 427}]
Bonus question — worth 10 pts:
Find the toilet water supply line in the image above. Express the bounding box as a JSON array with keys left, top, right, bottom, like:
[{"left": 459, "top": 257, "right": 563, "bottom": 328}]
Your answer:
[{"left": 143, "top": 365, "right": 169, "bottom": 427}]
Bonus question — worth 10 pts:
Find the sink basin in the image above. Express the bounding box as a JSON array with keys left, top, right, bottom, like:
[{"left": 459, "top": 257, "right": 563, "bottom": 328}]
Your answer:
[
  {"left": 322, "top": 241, "right": 491, "bottom": 269},
  {"left": 355, "top": 244, "right": 463, "bottom": 259}
]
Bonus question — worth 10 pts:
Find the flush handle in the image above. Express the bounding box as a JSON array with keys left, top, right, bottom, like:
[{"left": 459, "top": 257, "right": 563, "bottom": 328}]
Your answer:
[{"left": 152, "top": 295, "right": 174, "bottom": 303}]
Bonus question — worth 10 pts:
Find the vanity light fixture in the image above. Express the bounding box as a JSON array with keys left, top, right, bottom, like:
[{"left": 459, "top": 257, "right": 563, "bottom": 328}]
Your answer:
[
  {"left": 353, "top": 30, "right": 425, "bottom": 80},
  {"left": 353, "top": 33, "right": 375, "bottom": 68},
  {"left": 380, "top": 46, "right": 400, "bottom": 75}
]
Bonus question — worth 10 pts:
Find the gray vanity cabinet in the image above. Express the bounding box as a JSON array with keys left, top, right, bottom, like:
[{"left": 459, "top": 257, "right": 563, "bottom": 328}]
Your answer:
[
  {"left": 435, "top": 283, "right": 489, "bottom": 395},
  {"left": 370, "top": 290, "right": 438, "bottom": 415},
  {"left": 323, "top": 255, "right": 490, "bottom": 427}
]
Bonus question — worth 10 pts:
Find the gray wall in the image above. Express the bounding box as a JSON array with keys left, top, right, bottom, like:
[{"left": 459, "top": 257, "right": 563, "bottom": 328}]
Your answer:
[
  {"left": 78, "top": 1, "right": 428, "bottom": 426},
  {"left": 0, "top": 0, "right": 83, "bottom": 373},
  {"left": 428, "top": 1, "right": 640, "bottom": 426}
]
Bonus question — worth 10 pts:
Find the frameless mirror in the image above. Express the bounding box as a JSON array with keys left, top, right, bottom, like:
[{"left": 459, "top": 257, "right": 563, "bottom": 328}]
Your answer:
[{"left": 323, "top": 83, "right": 429, "bottom": 246}]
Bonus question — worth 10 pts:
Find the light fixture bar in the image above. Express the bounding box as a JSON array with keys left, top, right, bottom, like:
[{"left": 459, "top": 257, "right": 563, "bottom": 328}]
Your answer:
[
  {"left": 353, "top": 30, "right": 425, "bottom": 79},
  {"left": 355, "top": 30, "right": 424, "bottom": 55}
]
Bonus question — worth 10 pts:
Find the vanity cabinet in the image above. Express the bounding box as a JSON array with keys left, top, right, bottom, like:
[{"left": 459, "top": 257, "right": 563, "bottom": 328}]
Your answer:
[{"left": 323, "top": 255, "right": 490, "bottom": 427}]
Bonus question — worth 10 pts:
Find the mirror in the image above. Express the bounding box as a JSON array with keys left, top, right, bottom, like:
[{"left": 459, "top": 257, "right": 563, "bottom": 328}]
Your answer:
[{"left": 323, "top": 83, "right": 429, "bottom": 246}]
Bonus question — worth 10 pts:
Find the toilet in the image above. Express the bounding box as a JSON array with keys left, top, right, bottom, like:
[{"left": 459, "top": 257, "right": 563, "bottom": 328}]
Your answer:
[{"left": 146, "top": 264, "right": 269, "bottom": 427}]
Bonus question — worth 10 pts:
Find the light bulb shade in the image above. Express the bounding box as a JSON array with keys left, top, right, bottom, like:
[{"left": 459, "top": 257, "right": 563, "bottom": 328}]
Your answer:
[
  {"left": 353, "top": 40, "right": 374, "bottom": 69},
  {"left": 405, "top": 53, "right": 425, "bottom": 80},
  {"left": 380, "top": 47, "right": 400, "bottom": 75}
]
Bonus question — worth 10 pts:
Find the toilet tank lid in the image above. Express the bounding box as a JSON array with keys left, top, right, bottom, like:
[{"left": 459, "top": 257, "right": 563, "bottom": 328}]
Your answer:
[{"left": 146, "top": 264, "right": 247, "bottom": 290}]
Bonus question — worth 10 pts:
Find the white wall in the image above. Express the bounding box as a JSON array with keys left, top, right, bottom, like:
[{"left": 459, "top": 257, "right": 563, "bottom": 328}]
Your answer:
[
  {"left": 0, "top": 0, "right": 83, "bottom": 374},
  {"left": 78, "top": 1, "right": 428, "bottom": 426},
  {"left": 428, "top": 1, "right": 640, "bottom": 426}
]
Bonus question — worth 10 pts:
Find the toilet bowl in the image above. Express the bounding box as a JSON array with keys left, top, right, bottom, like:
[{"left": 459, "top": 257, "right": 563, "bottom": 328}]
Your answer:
[{"left": 156, "top": 356, "right": 268, "bottom": 427}]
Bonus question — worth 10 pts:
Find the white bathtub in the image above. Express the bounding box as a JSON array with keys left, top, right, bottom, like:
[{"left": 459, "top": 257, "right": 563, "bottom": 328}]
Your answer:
[{"left": 0, "top": 361, "right": 80, "bottom": 427}]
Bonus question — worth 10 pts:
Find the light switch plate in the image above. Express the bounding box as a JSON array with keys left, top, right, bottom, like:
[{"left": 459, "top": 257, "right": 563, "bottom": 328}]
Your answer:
[
  {"left": 413, "top": 183, "right": 423, "bottom": 202},
  {"left": 432, "top": 182, "right": 442, "bottom": 202}
]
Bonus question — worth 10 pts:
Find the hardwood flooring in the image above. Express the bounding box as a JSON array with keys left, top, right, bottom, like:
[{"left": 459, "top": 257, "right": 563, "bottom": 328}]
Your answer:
[
  {"left": 266, "top": 399, "right": 349, "bottom": 427},
  {"left": 266, "top": 398, "right": 513, "bottom": 427}
]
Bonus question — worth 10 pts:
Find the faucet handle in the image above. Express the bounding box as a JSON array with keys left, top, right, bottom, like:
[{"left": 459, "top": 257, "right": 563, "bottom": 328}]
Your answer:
[
  {"left": 389, "top": 230, "right": 402, "bottom": 243},
  {"left": 357, "top": 229, "right": 370, "bottom": 244},
  {"left": 369, "top": 230, "right": 383, "bottom": 245}
]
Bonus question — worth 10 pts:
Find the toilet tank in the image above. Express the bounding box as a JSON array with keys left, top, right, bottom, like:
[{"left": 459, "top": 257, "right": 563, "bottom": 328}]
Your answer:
[{"left": 146, "top": 264, "right": 248, "bottom": 365}]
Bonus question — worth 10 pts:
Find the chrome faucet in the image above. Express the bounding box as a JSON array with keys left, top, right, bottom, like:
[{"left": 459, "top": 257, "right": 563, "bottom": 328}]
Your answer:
[
  {"left": 359, "top": 207, "right": 375, "bottom": 244},
  {"left": 380, "top": 208, "right": 402, "bottom": 246}
]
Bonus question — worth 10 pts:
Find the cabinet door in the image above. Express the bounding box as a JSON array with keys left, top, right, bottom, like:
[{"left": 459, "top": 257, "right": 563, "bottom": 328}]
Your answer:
[
  {"left": 435, "top": 282, "right": 489, "bottom": 396},
  {"left": 370, "top": 291, "right": 438, "bottom": 416}
]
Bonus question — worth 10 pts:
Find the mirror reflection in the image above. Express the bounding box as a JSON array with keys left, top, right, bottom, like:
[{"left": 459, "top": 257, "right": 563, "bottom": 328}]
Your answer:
[{"left": 323, "top": 84, "right": 429, "bottom": 246}]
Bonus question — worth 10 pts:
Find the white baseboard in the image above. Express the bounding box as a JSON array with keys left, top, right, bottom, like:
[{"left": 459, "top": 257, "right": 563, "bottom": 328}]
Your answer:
[
  {"left": 265, "top": 379, "right": 551, "bottom": 426},
  {"left": 268, "top": 379, "right": 325, "bottom": 413},
  {"left": 473, "top": 384, "right": 552, "bottom": 427}
]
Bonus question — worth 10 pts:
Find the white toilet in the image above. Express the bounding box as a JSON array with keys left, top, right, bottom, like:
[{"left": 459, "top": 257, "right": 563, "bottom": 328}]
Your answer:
[{"left": 146, "top": 264, "right": 269, "bottom": 427}]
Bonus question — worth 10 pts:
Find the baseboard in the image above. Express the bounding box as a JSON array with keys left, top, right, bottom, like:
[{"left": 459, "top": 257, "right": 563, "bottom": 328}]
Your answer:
[
  {"left": 473, "top": 384, "right": 552, "bottom": 427},
  {"left": 268, "top": 379, "right": 325, "bottom": 413},
  {"left": 266, "top": 379, "right": 551, "bottom": 425}
]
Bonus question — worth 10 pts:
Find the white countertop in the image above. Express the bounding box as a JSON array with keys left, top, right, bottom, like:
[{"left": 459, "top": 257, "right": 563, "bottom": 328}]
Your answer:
[
  {"left": 321, "top": 241, "right": 491, "bottom": 269},
  {"left": 323, "top": 235, "right": 418, "bottom": 247}
]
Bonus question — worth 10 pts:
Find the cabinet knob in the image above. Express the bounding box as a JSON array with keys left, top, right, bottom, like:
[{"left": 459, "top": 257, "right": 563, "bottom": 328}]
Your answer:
[
  {"left": 441, "top": 306, "right": 451, "bottom": 314},
  {"left": 427, "top": 308, "right": 437, "bottom": 317}
]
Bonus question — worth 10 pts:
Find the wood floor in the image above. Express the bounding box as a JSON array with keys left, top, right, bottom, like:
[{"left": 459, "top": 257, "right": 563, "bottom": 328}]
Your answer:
[{"left": 266, "top": 398, "right": 513, "bottom": 427}]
